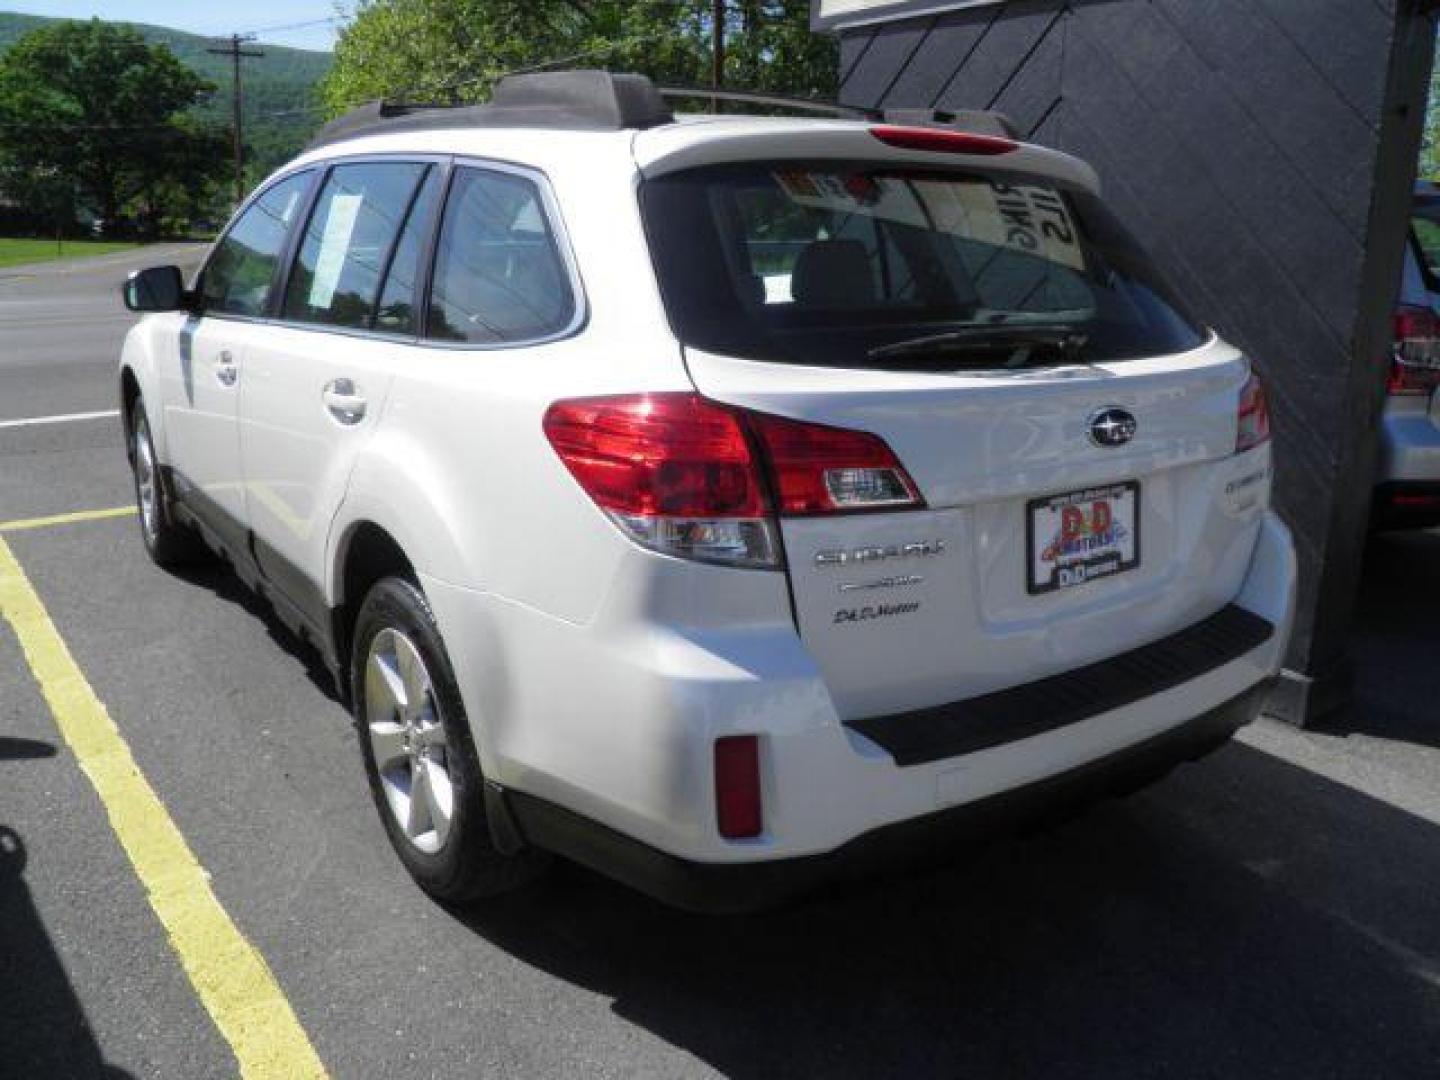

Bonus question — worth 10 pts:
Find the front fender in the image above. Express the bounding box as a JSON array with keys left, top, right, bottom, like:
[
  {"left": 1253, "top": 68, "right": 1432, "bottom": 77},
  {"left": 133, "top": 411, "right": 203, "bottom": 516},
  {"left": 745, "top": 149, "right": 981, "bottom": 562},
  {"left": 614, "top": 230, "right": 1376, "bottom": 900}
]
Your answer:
[{"left": 118, "top": 315, "right": 177, "bottom": 461}]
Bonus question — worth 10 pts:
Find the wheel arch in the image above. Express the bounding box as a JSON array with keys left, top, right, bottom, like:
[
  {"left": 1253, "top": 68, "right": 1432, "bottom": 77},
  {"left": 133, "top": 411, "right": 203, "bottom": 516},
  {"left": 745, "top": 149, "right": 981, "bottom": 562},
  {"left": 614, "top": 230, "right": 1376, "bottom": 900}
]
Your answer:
[{"left": 119, "top": 367, "right": 142, "bottom": 464}]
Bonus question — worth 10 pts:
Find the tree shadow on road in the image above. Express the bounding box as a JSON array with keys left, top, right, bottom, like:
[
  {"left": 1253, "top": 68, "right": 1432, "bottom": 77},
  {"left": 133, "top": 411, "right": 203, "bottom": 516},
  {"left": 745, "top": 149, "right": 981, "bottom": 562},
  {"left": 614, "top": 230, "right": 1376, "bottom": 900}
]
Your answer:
[
  {"left": 0, "top": 737, "right": 137, "bottom": 1079},
  {"left": 450, "top": 744, "right": 1440, "bottom": 1079}
]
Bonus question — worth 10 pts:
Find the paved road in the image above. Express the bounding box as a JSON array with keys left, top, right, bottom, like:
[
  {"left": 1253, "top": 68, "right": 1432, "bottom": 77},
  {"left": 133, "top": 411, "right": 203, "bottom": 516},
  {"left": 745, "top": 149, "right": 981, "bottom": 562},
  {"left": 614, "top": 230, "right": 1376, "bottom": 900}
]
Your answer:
[
  {"left": 1, "top": 249, "right": 1439, "bottom": 1078},
  {"left": 0, "top": 244, "right": 205, "bottom": 423}
]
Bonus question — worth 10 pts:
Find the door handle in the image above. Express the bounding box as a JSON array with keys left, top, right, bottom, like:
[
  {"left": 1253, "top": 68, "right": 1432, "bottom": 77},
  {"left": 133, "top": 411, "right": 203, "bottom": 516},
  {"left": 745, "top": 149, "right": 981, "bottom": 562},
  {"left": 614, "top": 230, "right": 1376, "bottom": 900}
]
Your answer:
[
  {"left": 215, "top": 350, "right": 238, "bottom": 387},
  {"left": 322, "top": 378, "right": 368, "bottom": 425}
]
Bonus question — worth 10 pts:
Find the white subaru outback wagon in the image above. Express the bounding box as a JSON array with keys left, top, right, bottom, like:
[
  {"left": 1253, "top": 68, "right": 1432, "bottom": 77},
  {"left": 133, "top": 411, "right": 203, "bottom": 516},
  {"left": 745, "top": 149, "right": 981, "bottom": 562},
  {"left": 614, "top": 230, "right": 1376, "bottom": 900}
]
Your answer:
[{"left": 119, "top": 71, "right": 1296, "bottom": 911}]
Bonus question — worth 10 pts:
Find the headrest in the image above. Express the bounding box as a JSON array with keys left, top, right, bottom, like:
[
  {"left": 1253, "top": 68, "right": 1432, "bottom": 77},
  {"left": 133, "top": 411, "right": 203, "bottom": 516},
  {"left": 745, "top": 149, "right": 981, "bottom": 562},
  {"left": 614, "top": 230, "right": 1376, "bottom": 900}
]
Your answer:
[{"left": 791, "top": 240, "right": 876, "bottom": 308}]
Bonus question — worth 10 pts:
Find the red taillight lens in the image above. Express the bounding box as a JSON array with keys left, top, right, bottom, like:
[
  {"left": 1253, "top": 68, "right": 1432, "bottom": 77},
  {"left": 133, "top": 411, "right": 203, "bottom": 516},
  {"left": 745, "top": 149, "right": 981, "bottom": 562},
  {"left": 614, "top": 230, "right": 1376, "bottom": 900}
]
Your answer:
[
  {"left": 1388, "top": 307, "right": 1440, "bottom": 397},
  {"left": 869, "top": 124, "right": 1018, "bottom": 156},
  {"left": 748, "top": 412, "right": 924, "bottom": 516},
  {"left": 543, "top": 393, "right": 778, "bottom": 568},
  {"left": 543, "top": 393, "right": 924, "bottom": 566},
  {"left": 542, "top": 393, "right": 766, "bottom": 518},
  {"left": 714, "top": 735, "right": 762, "bottom": 840},
  {"left": 1236, "top": 371, "right": 1271, "bottom": 454}
]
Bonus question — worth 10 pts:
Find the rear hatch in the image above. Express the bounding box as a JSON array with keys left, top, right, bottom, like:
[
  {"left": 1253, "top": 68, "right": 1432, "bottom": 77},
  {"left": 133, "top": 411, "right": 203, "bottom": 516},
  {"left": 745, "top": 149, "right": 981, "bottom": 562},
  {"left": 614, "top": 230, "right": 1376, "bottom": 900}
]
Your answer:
[{"left": 637, "top": 130, "right": 1271, "bottom": 720}]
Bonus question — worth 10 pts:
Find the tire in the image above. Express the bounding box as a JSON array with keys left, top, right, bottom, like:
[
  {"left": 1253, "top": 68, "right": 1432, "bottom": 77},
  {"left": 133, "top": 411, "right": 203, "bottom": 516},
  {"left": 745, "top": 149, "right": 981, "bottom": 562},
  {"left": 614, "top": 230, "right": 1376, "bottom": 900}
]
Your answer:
[
  {"left": 351, "top": 576, "right": 548, "bottom": 902},
  {"left": 128, "top": 397, "right": 204, "bottom": 567}
]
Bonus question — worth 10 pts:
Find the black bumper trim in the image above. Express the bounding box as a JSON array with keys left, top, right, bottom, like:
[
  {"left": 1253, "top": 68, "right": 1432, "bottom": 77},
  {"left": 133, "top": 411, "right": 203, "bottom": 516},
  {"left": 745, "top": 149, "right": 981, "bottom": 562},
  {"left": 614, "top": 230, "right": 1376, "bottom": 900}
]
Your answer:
[
  {"left": 505, "top": 681, "right": 1271, "bottom": 914},
  {"left": 847, "top": 604, "right": 1274, "bottom": 767},
  {"left": 1373, "top": 480, "right": 1440, "bottom": 530}
]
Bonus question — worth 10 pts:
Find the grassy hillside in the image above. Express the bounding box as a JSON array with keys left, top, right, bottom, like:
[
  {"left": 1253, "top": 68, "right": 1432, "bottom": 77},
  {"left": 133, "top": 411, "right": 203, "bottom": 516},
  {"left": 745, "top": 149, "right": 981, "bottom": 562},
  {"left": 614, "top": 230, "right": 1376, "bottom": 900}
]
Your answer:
[{"left": 0, "top": 11, "right": 330, "bottom": 182}]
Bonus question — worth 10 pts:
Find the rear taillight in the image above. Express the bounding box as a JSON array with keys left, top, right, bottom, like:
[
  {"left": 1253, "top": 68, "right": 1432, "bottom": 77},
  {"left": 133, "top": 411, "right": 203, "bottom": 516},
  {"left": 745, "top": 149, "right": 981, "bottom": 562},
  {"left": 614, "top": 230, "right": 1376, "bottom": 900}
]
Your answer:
[
  {"left": 714, "top": 735, "right": 762, "bottom": 840},
  {"left": 747, "top": 411, "right": 922, "bottom": 516},
  {"left": 542, "top": 393, "right": 778, "bottom": 568},
  {"left": 1236, "top": 371, "right": 1271, "bottom": 454},
  {"left": 542, "top": 393, "right": 924, "bottom": 568},
  {"left": 869, "top": 125, "right": 1018, "bottom": 156},
  {"left": 1388, "top": 307, "right": 1440, "bottom": 397}
]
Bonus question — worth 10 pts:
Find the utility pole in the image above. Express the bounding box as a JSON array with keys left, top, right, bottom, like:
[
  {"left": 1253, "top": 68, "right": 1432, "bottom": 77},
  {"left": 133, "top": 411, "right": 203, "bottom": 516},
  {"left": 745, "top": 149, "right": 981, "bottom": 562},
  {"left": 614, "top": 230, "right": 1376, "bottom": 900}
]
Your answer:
[
  {"left": 207, "top": 33, "right": 264, "bottom": 206},
  {"left": 711, "top": 0, "right": 725, "bottom": 111}
]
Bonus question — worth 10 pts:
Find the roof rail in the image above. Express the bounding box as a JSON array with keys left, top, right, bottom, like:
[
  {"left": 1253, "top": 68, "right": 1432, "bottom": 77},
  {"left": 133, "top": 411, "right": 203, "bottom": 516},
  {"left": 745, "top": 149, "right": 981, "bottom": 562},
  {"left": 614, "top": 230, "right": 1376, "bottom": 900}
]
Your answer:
[
  {"left": 307, "top": 69, "right": 673, "bottom": 149},
  {"left": 656, "top": 85, "right": 880, "bottom": 120},
  {"left": 304, "top": 69, "right": 1020, "bottom": 150}
]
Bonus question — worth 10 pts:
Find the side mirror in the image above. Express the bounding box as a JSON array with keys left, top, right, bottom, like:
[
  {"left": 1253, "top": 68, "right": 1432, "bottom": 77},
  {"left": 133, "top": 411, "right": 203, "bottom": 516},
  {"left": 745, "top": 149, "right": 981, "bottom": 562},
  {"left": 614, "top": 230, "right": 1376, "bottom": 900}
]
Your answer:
[{"left": 122, "top": 265, "right": 188, "bottom": 312}]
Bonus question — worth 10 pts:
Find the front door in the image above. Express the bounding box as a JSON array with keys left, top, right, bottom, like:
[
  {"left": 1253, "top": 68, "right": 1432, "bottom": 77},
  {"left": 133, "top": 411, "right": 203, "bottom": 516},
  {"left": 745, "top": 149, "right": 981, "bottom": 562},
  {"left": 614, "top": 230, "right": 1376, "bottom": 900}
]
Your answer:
[{"left": 160, "top": 170, "right": 313, "bottom": 542}]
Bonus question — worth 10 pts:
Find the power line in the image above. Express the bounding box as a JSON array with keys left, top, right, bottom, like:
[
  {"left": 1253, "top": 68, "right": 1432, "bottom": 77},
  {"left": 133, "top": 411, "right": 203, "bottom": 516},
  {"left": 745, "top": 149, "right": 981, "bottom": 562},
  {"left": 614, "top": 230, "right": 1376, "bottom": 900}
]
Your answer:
[
  {"left": 241, "top": 15, "right": 350, "bottom": 37},
  {"left": 207, "top": 34, "right": 266, "bottom": 205}
]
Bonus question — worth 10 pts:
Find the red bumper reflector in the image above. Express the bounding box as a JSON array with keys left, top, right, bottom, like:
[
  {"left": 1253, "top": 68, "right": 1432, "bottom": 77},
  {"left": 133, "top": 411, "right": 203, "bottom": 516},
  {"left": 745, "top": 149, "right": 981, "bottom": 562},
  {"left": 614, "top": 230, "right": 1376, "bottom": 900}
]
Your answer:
[{"left": 714, "top": 735, "right": 762, "bottom": 840}]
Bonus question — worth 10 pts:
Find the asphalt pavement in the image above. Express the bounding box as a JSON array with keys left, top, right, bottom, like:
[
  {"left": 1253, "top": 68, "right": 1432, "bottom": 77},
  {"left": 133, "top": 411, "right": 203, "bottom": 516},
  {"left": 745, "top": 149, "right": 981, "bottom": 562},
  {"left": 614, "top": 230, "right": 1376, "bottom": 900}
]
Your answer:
[{"left": 2, "top": 247, "right": 1439, "bottom": 1079}]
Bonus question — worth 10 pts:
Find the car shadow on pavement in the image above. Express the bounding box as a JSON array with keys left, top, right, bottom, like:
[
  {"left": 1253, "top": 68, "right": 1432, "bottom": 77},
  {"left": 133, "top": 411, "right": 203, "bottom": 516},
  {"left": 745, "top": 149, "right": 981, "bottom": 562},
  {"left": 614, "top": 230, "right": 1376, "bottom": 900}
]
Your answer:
[
  {"left": 450, "top": 744, "right": 1440, "bottom": 1079},
  {"left": 0, "top": 740, "right": 137, "bottom": 1079},
  {"left": 1327, "top": 528, "right": 1440, "bottom": 747},
  {"left": 168, "top": 557, "right": 343, "bottom": 705}
]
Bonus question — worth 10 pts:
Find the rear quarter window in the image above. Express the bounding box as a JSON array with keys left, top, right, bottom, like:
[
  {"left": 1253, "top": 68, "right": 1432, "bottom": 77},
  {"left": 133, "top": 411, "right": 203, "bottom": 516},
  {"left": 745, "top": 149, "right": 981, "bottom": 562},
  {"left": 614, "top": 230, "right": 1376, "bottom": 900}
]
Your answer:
[{"left": 425, "top": 166, "right": 577, "bottom": 345}]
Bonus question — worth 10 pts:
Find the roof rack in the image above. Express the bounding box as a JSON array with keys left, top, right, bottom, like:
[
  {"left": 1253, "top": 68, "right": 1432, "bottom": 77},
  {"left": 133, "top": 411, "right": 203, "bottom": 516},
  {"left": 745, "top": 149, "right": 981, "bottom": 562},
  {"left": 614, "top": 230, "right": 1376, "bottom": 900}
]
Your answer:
[
  {"left": 656, "top": 84, "right": 881, "bottom": 120},
  {"left": 306, "top": 69, "right": 1020, "bottom": 150},
  {"left": 307, "top": 70, "right": 673, "bottom": 149}
]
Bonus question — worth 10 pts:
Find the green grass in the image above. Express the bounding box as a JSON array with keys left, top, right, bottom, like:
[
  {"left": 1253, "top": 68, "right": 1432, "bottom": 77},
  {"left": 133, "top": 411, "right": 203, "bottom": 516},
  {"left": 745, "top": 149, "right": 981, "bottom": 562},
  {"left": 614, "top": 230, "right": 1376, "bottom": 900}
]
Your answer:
[{"left": 0, "top": 238, "right": 142, "bottom": 269}]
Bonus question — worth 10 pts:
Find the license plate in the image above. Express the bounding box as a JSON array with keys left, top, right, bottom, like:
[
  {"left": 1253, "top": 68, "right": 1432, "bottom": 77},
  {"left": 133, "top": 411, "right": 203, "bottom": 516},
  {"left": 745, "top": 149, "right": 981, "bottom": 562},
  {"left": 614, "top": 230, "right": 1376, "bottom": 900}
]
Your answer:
[{"left": 1026, "top": 482, "right": 1141, "bottom": 595}]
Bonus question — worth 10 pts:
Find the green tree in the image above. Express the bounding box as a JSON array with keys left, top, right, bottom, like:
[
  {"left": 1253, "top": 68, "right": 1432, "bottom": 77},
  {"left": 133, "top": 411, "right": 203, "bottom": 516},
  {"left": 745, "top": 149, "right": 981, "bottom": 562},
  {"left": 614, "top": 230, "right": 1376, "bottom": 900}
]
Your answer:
[
  {"left": 321, "top": 0, "right": 834, "bottom": 117},
  {"left": 0, "top": 19, "right": 227, "bottom": 236}
]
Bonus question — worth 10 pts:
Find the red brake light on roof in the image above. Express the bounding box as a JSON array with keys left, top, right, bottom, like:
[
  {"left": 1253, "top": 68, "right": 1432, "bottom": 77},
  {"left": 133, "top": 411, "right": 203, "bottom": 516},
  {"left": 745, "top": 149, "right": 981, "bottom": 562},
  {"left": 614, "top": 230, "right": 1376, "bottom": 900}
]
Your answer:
[
  {"left": 543, "top": 393, "right": 925, "bottom": 568},
  {"left": 1388, "top": 307, "right": 1440, "bottom": 397},
  {"left": 714, "top": 735, "right": 762, "bottom": 840},
  {"left": 1236, "top": 371, "right": 1271, "bottom": 454},
  {"left": 869, "top": 124, "right": 1018, "bottom": 156}
]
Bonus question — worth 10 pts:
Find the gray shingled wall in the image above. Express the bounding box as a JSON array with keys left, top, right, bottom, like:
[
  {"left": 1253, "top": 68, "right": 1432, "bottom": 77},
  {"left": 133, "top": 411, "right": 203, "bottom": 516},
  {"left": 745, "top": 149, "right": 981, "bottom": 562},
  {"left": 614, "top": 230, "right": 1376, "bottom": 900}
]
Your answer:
[{"left": 835, "top": 0, "right": 1436, "bottom": 722}]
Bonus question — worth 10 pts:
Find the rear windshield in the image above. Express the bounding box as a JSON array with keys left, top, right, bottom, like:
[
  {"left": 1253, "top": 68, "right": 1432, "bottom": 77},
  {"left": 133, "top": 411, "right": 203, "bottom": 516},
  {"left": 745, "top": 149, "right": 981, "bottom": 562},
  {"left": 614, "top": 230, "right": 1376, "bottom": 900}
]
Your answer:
[{"left": 640, "top": 163, "right": 1206, "bottom": 369}]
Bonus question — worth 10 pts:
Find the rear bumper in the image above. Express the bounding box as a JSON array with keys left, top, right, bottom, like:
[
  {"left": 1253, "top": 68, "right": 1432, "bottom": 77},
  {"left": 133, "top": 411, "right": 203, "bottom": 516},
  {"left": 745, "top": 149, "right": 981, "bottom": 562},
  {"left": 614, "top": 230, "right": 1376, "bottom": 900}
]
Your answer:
[
  {"left": 1378, "top": 407, "right": 1440, "bottom": 483},
  {"left": 427, "top": 511, "right": 1294, "bottom": 884},
  {"left": 505, "top": 680, "right": 1271, "bottom": 913}
]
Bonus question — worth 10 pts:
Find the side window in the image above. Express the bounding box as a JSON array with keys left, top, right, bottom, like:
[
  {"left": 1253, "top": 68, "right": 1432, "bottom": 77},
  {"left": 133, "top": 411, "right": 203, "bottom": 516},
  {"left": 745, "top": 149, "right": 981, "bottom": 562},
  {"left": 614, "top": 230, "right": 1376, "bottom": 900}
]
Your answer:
[
  {"left": 426, "top": 167, "right": 575, "bottom": 344},
  {"left": 282, "top": 161, "right": 428, "bottom": 329},
  {"left": 373, "top": 168, "right": 442, "bottom": 334},
  {"left": 201, "top": 172, "right": 311, "bottom": 317}
]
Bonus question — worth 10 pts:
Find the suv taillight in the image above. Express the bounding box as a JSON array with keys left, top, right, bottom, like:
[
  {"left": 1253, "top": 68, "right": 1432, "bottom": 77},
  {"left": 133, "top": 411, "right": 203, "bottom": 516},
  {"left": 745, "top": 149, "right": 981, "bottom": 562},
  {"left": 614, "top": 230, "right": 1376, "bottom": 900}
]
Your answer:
[
  {"left": 542, "top": 393, "right": 923, "bottom": 568},
  {"left": 1388, "top": 307, "right": 1440, "bottom": 397},
  {"left": 1236, "top": 371, "right": 1271, "bottom": 454}
]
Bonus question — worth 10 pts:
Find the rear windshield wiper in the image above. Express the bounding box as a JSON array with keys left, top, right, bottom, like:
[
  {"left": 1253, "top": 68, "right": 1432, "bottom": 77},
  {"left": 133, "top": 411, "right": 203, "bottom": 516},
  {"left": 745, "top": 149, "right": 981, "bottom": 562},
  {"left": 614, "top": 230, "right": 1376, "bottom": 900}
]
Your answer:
[{"left": 868, "top": 325, "right": 1090, "bottom": 368}]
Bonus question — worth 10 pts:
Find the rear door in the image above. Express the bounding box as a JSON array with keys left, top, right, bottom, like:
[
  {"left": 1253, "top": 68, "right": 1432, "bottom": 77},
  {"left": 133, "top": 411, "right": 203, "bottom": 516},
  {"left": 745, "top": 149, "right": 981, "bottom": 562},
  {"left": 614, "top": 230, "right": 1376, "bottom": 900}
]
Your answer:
[
  {"left": 237, "top": 159, "right": 442, "bottom": 621},
  {"left": 642, "top": 159, "right": 1268, "bottom": 719}
]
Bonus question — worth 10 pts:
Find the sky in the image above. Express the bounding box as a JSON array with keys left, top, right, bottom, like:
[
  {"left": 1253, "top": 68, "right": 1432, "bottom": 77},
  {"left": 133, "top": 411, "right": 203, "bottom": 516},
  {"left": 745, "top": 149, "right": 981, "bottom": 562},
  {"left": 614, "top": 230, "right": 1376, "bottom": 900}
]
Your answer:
[{"left": 0, "top": 1, "right": 346, "bottom": 51}]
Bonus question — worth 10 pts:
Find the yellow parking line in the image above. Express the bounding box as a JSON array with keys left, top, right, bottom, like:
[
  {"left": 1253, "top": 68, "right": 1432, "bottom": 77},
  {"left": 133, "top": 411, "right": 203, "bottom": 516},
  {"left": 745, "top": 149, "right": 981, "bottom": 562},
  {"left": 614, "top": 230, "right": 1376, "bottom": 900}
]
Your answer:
[
  {"left": 0, "top": 537, "right": 328, "bottom": 1079},
  {"left": 0, "top": 506, "right": 135, "bottom": 533}
]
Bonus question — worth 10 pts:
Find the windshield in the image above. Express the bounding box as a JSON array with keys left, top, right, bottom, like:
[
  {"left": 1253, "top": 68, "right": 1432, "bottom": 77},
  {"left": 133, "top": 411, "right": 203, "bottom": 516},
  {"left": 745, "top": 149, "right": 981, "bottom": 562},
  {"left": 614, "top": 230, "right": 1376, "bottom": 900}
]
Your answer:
[{"left": 641, "top": 162, "right": 1207, "bottom": 369}]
